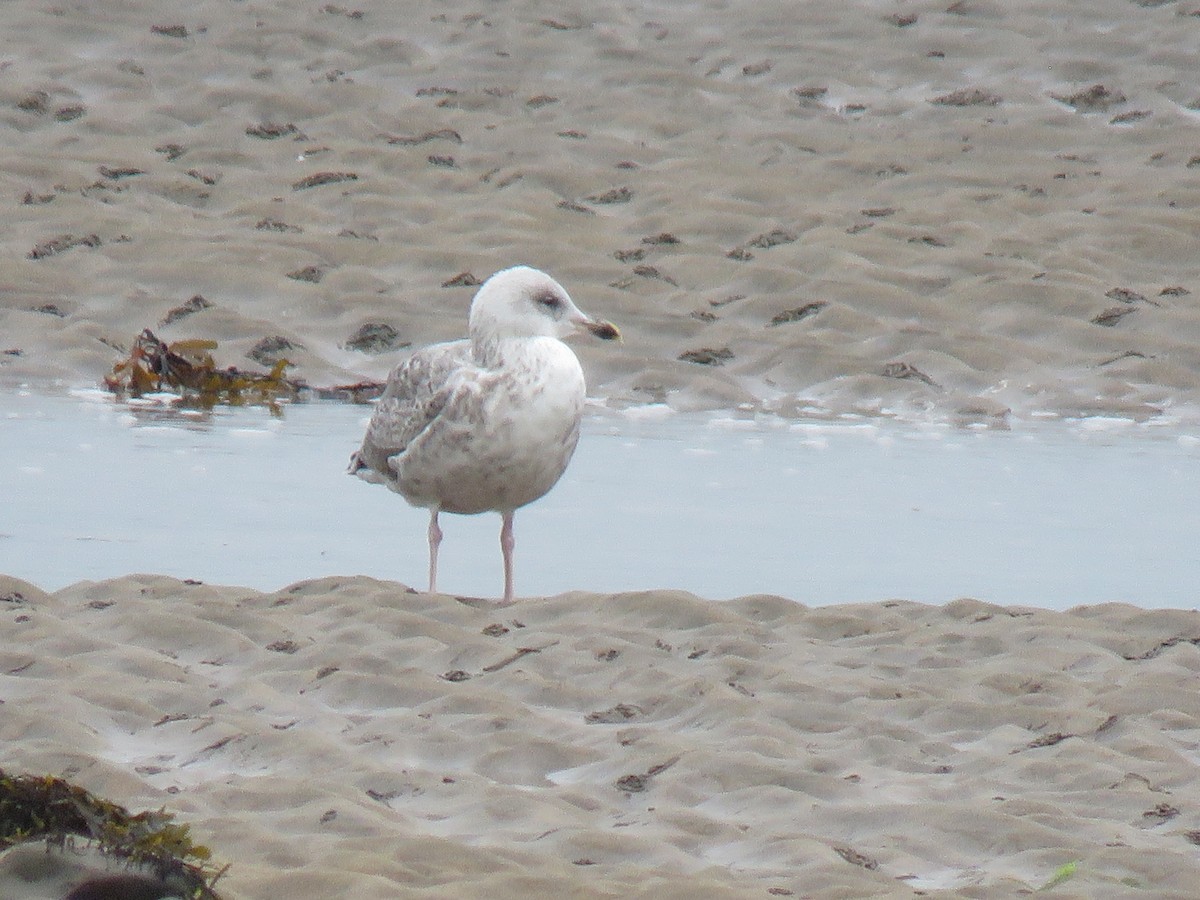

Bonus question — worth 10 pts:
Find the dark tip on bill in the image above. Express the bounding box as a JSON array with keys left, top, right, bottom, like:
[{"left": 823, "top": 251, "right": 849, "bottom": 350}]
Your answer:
[{"left": 587, "top": 320, "right": 621, "bottom": 341}]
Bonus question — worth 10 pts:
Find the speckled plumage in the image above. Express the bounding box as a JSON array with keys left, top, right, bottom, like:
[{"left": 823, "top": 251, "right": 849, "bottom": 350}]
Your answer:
[
  {"left": 355, "top": 335, "right": 585, "bottom": 515},
  {"left": 349, "top": 265, "right": 619, "bottom": 602}
]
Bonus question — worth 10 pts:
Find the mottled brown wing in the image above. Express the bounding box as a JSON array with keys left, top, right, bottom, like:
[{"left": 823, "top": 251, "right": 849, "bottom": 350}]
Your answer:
[{"left": 349, "top": 339, "right": 473, "bottom": 484}]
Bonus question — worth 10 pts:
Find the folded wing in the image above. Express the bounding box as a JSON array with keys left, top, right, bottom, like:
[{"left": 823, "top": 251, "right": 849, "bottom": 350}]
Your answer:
[{"left": 349, "top": 339, "right": 474, "bottom": 486}]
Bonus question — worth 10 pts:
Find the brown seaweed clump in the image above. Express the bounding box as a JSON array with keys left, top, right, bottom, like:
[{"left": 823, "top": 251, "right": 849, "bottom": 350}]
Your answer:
[
  {"left": 0, "top": 769, "right": 226, "bottom": 898},
  {"left": 105, "top": 329, "right": 299, "bottom": 407}
]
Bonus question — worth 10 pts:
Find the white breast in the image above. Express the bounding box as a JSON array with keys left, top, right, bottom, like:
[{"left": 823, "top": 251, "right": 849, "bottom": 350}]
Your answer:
[{"left": 392, "top": 337, "right": 587, "bottom": 515}]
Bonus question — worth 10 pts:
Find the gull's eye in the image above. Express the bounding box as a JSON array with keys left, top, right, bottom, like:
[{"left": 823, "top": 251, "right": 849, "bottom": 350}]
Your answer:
[{"left": 534, "top": 291, "right": 564, "bottom": 314}]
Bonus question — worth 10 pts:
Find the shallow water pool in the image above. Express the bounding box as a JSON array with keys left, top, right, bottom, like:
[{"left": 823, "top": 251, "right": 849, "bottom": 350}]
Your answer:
[{"left": 2, "top": 391, "right": 1198, "bottom": 610}]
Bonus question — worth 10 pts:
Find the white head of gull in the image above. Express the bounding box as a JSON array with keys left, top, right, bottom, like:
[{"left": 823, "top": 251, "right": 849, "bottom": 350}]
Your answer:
[{"left": 349, "top": 265, "right": 620, "bottom": 604}]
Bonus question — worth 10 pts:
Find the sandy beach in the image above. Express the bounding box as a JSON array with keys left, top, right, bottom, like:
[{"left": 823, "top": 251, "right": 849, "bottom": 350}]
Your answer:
[
  {"left": 2, "top": 0, "right": 1199, "bottom": 423},
  {"left": 4, "top": 0, "right": 1200, "bottom": 897},
  {"left": 5, "top": 573, "right": 1200, "bottom": 899}
]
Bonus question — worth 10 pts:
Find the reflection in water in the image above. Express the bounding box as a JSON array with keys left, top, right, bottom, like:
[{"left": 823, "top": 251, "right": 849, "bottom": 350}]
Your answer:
[{"left": 2, "top": 390, "right": 1199, "bottom": 610}]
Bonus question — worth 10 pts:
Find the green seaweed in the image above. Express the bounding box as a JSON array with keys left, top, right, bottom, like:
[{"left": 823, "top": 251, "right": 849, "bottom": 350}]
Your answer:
[
  {"left": 0, "top": 769, "right": 226, "bottom": 898},
  {"left": 1038, "top": 859, "right": 1079, "bottom": 891}
]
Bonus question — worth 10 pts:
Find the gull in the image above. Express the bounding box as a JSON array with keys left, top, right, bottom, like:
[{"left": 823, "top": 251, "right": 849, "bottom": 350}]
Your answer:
[{"left": 349, "top": 265, "right": 620, "bottom": 603}]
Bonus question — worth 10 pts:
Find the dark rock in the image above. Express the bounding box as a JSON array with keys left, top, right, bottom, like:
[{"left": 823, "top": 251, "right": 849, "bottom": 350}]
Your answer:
[
  {"left": 931, "top": 88, "right": 1002, "bottom": 106},
  {"left": 28, "top": 233, "right": 101, "bottom": 260},
  {"left": 679, "top": 347, "right": 734, "bottom": 366},
  {"left": 1092, "top": 306, "right": 1137, "bottom": 327},
  {"left": 344, "top": 323, "right": 408, "bottom": 354},
  {"left": 150, "top": 24, "right": 189, "bottom": 38},
  {"left": 1052, "top": 84, "right": 1126, "bottom": 112},
  {"left": 286, "top": 265, "right": 325, "bottom": 283},
  {"left": 160, "top": 295, "right": 212, "bottom": 326},
  {"left": 291, "top": 171, "right": 358, "bottom": 191},
  {"left": 248, "top": 335, "right": 301, "bottom": 365},
  {"left": 768, "top": 302, "right": 826, "bottom": 326}
]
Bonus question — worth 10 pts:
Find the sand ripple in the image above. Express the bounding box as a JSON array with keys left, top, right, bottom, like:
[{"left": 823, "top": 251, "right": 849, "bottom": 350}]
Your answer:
[
  {"left": 2, "top": 1, "right": 1199, "bottom": 423},
  {"left": 4, "top": 574, "right": 1200, "bottom": 897}
]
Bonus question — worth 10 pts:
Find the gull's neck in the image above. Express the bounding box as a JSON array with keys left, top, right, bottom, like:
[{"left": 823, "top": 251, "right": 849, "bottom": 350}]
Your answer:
[{"left": 472, "top": 333, "right": 560, "bottom": 369}]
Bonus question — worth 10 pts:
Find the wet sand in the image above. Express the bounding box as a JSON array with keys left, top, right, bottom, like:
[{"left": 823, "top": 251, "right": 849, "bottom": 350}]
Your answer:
[
  {"left": 4, "top": 1, "right": 1200, "bottom": 897},
  {"left": 2, "top": 0, "right": 1199, "bottom": 424}
]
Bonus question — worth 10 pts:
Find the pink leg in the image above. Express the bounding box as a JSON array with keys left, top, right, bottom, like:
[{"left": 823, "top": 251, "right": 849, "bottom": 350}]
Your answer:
[
  {"left": 500, "top": 510, "right": 516, "bottom": 604},
  {"left": 427, "top": 508, "right": 442, "bottom": 594}
]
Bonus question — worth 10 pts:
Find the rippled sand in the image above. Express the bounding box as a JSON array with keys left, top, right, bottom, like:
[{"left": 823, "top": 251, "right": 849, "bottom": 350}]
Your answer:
[
  {"left": 5, "top": 573, "right": 1200, "bottom": 898},
  {"left": 3, "top": 0, "right": 1199, "bottom": 423},
  {"left": 5, "top": 3, "right": 1200, "bottom": 897}
]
